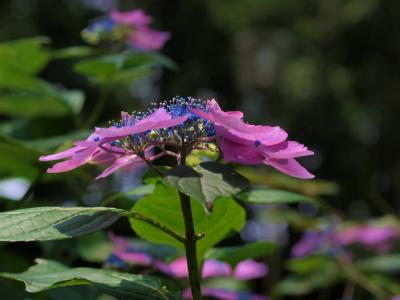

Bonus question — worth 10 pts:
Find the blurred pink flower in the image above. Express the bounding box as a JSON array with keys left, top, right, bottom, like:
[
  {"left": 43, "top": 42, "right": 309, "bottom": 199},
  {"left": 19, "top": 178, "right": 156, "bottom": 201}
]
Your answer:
[
  {"left": 129, "top": 28, "right": 171, "bottom": 51},
  {"left": 109, "top": 9, "right": 170, "bottom": 50},
  {"left": 110, "top": 9, "right": 152, "bottom": 27},
  {"left": 191, "top": 99, "right": 314, "bottom": 179},
  {"left": 292, "top": 223, "right": 400, "bottom": 257},
  {"left": 336, "top": 224, "right": 400, "bottom": 252},
  {"left": 183, "top": 288, "right": 269, "bottom": 300},
  {"left": 108, "top": 232, "right": 153, "bottom": 266},
  {"left": 233, "top": 259, "right": 268, "bottom": 280}
]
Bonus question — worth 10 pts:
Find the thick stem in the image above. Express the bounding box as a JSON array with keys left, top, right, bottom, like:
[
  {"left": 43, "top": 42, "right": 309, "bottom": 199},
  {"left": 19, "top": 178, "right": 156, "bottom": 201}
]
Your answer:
[{"left": 179, "top": 147, "right": 202, "bottom": 300}]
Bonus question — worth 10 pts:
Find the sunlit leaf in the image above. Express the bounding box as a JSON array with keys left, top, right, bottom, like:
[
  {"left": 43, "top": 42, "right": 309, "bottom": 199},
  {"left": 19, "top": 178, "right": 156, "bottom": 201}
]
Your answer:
[
  {"left": 165, "top": 162, "right": 249, "bottom": 204},
  {"left": 1, "top": 259, "right": 182, "bottom": 299},
  {"left": 130, "top": 183, "right": 245, "bottom": 259},
  {"left": 0, "top": 207, "right": 126, "bottom": 241}
]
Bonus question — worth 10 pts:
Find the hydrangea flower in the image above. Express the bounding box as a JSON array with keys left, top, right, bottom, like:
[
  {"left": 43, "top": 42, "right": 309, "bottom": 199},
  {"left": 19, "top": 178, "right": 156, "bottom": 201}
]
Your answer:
[
  {"left": 40, "top": 97, "right": 314, "bottom": 180},
  {"left": 82, "top": 9, "right": 170, "bottom": 50}
]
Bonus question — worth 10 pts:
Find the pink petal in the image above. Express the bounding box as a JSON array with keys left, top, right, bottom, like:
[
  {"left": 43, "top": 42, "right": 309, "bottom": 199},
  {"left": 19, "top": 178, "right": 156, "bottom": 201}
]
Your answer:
[
  {"left": 220, "top": 138, "right": 264, "bottom": 165},
  {"left": 202, "top": 259, "right": 232, "bottom": 278},
  {"left": 261, "top": 141, "right": 314, "bottom": 159},
  {"left": 47, "top": 145, "right": 98, "bottom": 173},
  {"left": 265, "top": 158, "right": 315, "bottom": 179},
  {"left": 110, "top": 9, "right": 152, "bottom": 27},
  {"left": 39, "top": 146, "right": 84, "bottom": 161},
  {"left": 96, "top": 108, "right": 188, "bottom": 139},
  {"left": 233, "top": 259, "right": 268, "bottom": 280},
  {"left": 95, "top": 154, "right": 144, "bottom": 179},
  {"left": 129, "top": 28, "right": 171, "bottom": 51}
]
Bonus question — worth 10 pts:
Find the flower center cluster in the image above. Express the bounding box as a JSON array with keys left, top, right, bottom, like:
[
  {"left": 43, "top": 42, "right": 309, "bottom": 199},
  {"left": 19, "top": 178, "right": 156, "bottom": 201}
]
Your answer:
[{"left": 111, "top": 97, "right": 216, "bottom": 154}]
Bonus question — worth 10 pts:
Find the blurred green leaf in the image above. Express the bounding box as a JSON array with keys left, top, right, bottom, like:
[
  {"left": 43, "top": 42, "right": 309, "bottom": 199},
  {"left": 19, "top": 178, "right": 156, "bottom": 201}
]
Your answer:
[
  {"left": 76, "top": 232, "right": 112, "bottom": 263},
  {"left": 1, "top": 259, "right": 182, "bottom": 299},
  {"left": 0, "top": 92, "right": 71, "bottom": 117},
  {"left": 165, "top": 162, "right": 249, "bottom": 204},
  {"left": 205, "top": 241, "right": 276, "bottom": 266},
  {"left": 59, "top": 89, "right": 85, "bottom": 114},
  {"left": 286, "top": 255, "right": 333, "bottom": 275},
  {"left": 74, "top": 52, "right": 176, "bottom": 84},
  {"left": 0, "top": 207, "right": 125, "bottom": 241},
  {"left": 274, "top": 270, "right": 339, "bottom": 296},
  {"left": 0, "top": 37, "right": 50, "bottom": 75},
  {"left": 52, "top": 46, "right": 94, "bottom": 60},
  {"left": 238, "top": 187, "right": 316, "bottom": 205},
  {"left": 130, "top": 183, "right": 245, "bottom": 259},
  {"left": 357, "top": 254, "right": 400, "bottom": 273}
]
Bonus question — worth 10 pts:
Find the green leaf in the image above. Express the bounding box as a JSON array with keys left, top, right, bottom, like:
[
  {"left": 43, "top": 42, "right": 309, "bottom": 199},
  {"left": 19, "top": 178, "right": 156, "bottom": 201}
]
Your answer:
[
  {"left": 205, "top": 241, "right": 277, "bottom": 266},
  {"left": 0, "top": 207, "right": 126, "bottom": 241},
  {"left": 1, "top": 259, "right": 182, "bottom": 299},
  {"left": 59, "top": 89, "right": 85, "bottom": 114},
  {"left": 357, "top": 254, "right": 400, "bottom": 273},
  {"left": 74, "top": 52, "right": 175, "bottom": 84},
  {"left": 52, "top": 46, "right": 94, "bottom": 60},
  {"left": 165, "top": 162, "right": 249, "bottom": 204},
  {"left": 0, "top": 37, "right": 50, "bottom": 75},
  {"left": 0, "top": 92, "right": 71, "bottom": 117},
  {"left": 130, "top": 184, "right": 246, "bottom": 259},
  {"left": 76, "top": 232, "right": 112, "bottom": 263},
  {"left": 238, "top": 188, "right": 316, "bottom": 205}
]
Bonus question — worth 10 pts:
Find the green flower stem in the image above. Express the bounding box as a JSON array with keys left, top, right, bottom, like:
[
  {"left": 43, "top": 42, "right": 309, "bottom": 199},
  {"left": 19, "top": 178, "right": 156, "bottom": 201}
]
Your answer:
[
  {"left": 179, "top": 147, "right": 202, "bottom": 300},
  {"left": 127, "top": 211, "right": 186, "bottom": 243}
]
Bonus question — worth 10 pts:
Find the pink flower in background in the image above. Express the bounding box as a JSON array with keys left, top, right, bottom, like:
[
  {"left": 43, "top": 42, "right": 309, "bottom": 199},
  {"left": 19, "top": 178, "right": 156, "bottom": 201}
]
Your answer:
[
  {"left": 108, "top": 232, "right": 153, "bottom": 266},
  {"left": 109, "top": 9, "right": 170, "bottom": 51},
  {"left": 183, "top": 288, "right": 269, "bottom": 300},
  {"left": 336, "top": 224, "right": 400, "bottom": 252},
  {"left": 233, "top": 259, "right": 268, "bottom": 280},
  {"left": 292, "top": 222, "right": 400, "bottom": 257},
  {"left": 191, "top": 99, "right": 314, "bottom": 179},
  {"left": 106, "top": 233, "right": 269, "bottom": 300},
  {"left": 110, "top": 9, "right": 152, "bottom": 27},
  {"left": 129, "top": 28, "right": 171, "bottom": 51}
]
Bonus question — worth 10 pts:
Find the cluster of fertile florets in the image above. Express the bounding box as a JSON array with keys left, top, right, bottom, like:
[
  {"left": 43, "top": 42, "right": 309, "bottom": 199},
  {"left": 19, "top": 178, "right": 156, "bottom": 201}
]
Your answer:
[{"left": 40, "top": 97, "right": 314, "bottom": 180}]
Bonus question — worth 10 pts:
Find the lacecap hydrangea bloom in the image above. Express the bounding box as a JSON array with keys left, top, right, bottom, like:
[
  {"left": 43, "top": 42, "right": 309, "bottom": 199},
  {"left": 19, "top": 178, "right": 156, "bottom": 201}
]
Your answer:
[
  {"left": 82, "top": 9, "right": 170, "bottom": 50},
  {"left": 40, "top": 97, "right": 314, "bottom": 179}
]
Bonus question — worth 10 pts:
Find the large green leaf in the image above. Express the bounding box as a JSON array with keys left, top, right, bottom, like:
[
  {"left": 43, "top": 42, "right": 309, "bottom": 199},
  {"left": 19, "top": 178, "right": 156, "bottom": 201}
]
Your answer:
[
  {"left": 0, "top": 207, "right": 125, "bottom": 241},
  {"left": 130, "top": 184, "right": 245, "bottom": 259},
  {"left": 0, "top": 259, "right": 182, "bottom": 299},
  {"left": 165, "top": 162, "right": 249, "bottom": 204},
  {"left": 205, "top": 241, "right": 277, "bottom": 266},
  {"left": 238, "top": 187, "right": 316, "bottom": 205}
]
